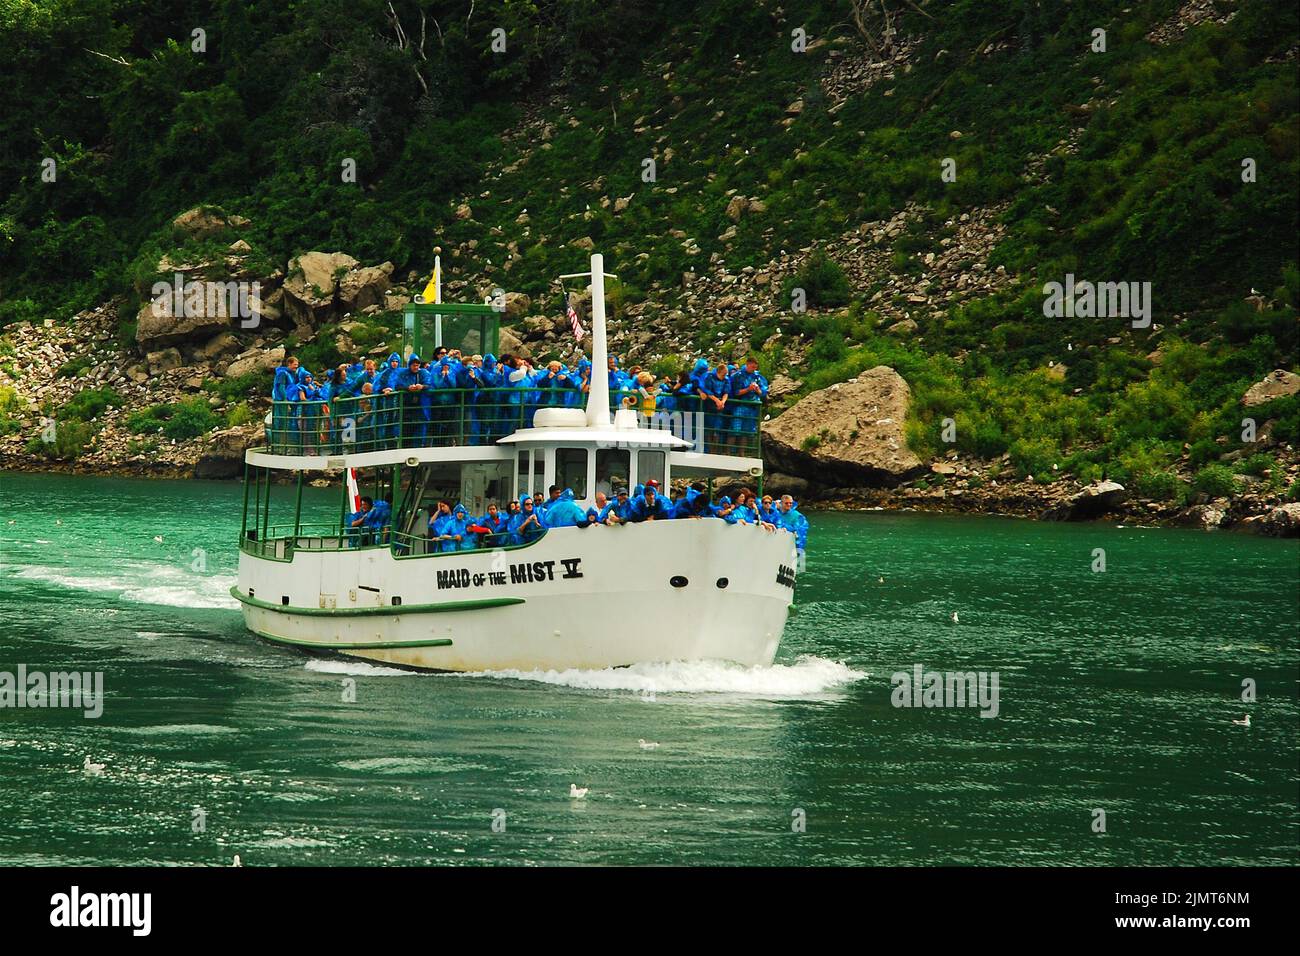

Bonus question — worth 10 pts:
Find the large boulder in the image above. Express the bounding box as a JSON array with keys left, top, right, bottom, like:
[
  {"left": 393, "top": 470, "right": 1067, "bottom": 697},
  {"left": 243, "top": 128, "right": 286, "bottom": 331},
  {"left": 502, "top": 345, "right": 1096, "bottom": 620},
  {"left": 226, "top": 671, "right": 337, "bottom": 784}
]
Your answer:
[
  {"left": 1242, "top": 369, "right": 1300, "bottom": 407},
  {"left": 1257, "top": 502, "right": 1300, "bottom": 537},
  {"left": 498, "top": 325, "right": 531, "bottom": 361},
  {"left": 194, "top": 425, "right": 262, "bottom": 480},
  {"left": 171, "top": 206, "right": 249, "bottom": 241},
  {"left": 337, "top": 262, "right": 393, "bottom": 311},
  {"left": 135, "top": 287, "right": 235, "bottom": 349},
  {"left": 1044, "top": 480, "right": 1128, "bottom": 520},
  {"left": 223, "top": 345, "right": 285, "bottom": 380},
  {"left": 761, "top": 366, "right": 924, "bottom": 486},
  {"left": 503, "top": 291, "right": 532, "bottom": 319},
  {"left": 282, "top": 251, "right": 358, "bottom": 325}
]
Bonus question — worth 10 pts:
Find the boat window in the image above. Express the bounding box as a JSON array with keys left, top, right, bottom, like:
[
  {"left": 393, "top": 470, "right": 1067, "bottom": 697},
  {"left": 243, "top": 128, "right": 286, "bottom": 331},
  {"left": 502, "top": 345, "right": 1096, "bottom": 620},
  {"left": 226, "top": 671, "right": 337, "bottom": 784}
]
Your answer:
[
  {"left": 556, "top": 447, "right": 588, "bottom": 498},
  {"left": 638, "top": 450, "right": 665, "bottom": 489},
  {"left": 595, "top": 449, "right": 629, "bottom": 498},
  {"left": 517, "top": 450, "right": 529, "bottom": 499}
]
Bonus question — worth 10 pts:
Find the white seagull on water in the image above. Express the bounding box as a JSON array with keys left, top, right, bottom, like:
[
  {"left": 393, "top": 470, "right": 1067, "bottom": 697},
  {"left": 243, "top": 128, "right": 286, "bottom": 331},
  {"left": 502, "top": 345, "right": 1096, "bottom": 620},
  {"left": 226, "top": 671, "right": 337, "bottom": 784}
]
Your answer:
[
  {"left": 569, "top": 784, "right": 589, "bottom": 799},
  {"left": 83, "top": 756, "right": 105, "bottom": 775},
  {"left": 638, "top": 739, "right": 660, "bottom": 751},
  {"left": 1232, "top": 714, "right": 1251, "bottom": 727},
  {"left": 951, "top": 611, "right": 960, "bottom": 624}
]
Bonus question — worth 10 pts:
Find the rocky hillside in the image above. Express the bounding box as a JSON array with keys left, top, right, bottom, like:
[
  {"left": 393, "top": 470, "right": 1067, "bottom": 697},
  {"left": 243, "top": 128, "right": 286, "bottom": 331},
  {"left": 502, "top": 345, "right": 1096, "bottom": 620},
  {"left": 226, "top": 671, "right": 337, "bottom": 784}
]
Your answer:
[{"left": 1, "top": 0, "right": 1297, "bottom": 532}]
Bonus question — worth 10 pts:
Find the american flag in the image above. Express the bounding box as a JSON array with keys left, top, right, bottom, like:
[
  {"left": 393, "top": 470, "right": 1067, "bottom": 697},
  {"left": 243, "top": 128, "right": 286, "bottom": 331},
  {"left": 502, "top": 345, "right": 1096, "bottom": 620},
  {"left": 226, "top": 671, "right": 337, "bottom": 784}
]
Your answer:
[{"left": 568, "top": 299, "right": 585, "bottom": 341}]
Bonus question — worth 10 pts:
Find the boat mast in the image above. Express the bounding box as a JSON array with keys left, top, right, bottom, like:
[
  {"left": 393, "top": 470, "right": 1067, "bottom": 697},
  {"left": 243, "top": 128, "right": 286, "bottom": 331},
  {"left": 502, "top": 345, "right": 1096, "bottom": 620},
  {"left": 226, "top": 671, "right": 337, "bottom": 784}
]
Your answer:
[{"left": 585, "top": 253, "right": 611, "bottom": 428}]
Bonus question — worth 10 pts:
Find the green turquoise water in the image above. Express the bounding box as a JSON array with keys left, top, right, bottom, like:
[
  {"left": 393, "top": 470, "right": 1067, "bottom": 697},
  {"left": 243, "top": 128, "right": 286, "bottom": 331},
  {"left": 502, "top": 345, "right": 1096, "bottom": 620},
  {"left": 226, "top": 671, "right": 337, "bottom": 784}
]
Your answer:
[{"left": 0, "top": 471, "right": 1296, "bottom": 866}]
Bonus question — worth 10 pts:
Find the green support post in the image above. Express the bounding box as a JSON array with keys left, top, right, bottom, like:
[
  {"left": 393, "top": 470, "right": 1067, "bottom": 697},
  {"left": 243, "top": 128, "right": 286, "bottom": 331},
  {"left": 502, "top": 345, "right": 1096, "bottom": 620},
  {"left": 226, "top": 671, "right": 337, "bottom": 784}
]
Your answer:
[
  {"left": 293, "top": 470, "right": 304, "bottom": 537},
  {"left": 240, "top": 463, "right": 251, "bottom": 539}
]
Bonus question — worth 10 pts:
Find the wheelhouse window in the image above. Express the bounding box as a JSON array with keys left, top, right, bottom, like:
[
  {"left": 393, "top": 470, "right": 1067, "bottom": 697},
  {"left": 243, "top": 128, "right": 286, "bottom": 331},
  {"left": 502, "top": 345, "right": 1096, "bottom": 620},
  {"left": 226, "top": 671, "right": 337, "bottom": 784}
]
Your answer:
[
  {"left": 595, "top": 448, "right": 629, "bottom": 498},
  {"left": 637, "top": 450, "right": 665, "bottom": 489},
  {"left": 557, "top": 447, "right": 589, "bottom": 498}
]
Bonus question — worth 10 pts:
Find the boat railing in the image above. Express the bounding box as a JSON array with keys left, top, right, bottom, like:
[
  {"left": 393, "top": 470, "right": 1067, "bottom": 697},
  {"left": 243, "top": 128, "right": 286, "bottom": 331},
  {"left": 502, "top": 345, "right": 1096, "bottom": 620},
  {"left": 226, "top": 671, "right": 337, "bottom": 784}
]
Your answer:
[
  {"left": 240, "top": 523, "right": 393, "bottom": 559},
  {"left": 265, "top": 388, "right": 762, "bottom": 457}
]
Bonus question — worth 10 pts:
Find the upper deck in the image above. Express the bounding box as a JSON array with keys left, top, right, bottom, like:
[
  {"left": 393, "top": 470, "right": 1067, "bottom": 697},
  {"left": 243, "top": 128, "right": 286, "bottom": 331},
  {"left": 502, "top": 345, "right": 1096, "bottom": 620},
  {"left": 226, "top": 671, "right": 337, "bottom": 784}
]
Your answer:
[{"left": 261, "top": 387, "right": 762, "bottom": 461}]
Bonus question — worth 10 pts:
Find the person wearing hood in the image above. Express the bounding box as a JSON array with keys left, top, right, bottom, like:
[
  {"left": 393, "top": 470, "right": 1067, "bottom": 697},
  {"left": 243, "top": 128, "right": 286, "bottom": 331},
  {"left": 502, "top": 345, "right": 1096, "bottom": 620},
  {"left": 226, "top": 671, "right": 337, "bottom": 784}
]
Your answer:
[
  {"left": 729, "top": 357, "right": 768, "bottom": 452},
  {"left": 474, "top": 503, "right": 510, "bottom": 547},
  {"left": 714, "top": 495, "right": 735, "bottom": 522},
  {"left": 725, "top": 489, "right": 759, "bottom": 525},
  {"left": 507, "top": 495, "right": 546, "bottom": 545},
  {"left": 607, "top": 356, "right": 630, "bottom": 412},
  {"left": 698, "top": 361, "right": 733, "bottom": 454},
  {"left": 567, "top": 358, "right": 591, "bottom": 408},
  {"left": 395, "top": 354, "right": 431, "bottom": 445},
  {"left": 427, "top": 357, "right": 459, "bottom": 442},
  {"left": 671, "top": 485, "right": 715, "bottom": 519},
  {"left": 443, "top": 503, "right": 476, "bottom": 551},
  {"left": 287, "top": 367, "right": 323, "bottom": 452},
  {"left": 628, "top": 482, "right": 671, "bottom": 522},
  {"left": 778, "top": 495, "right": 809, "bottom": 554},
  {"left": 758, "top": 494, "right": 780, "bottom": 525},
  {"left": 270, "top": 356, "right": 299, "bottom": 452},
  {"left": 544, "top": 488, "right": 589, "bottom": 528},
  {"left": 373, "top": 352, "right": 404, "bottom": 441},
  {"left": 362, "top": 499, "right": 391, "bottom": 544}
]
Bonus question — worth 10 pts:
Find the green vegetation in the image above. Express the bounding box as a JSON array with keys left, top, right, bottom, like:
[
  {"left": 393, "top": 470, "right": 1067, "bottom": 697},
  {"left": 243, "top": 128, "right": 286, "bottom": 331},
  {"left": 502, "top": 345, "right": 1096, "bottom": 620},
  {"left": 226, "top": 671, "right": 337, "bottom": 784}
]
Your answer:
[
  {"left": 1192, "top": 463, "right": 1242, "bottom": 500},
  {"left": 22, "top": 385, "right": 124, "bottom": 460},
  {"left": 0, "top": 1, "right": 1295, "bottom": 484},
  {"left": 126, "top": 398, "right": 221, "bottom": 440}
]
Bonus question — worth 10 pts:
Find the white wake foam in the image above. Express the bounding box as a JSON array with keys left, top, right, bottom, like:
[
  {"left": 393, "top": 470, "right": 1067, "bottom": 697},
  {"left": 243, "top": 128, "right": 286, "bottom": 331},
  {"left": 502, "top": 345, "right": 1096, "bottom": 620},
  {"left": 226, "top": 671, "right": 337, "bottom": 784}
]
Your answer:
[
  {"left": 305, "top": 659, "right": 411, "bottom": 677},
  {"left": 9, "top": 564, "right": 236, "bottom": 609},
  {"left": 458, "top": 656, "right": 867, "bottom": 698}
]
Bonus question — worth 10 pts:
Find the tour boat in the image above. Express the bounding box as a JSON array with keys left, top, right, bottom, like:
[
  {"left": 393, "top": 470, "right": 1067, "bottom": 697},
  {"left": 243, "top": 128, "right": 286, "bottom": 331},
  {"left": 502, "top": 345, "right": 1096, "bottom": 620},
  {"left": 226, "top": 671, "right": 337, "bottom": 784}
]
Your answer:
[{"left": 231, "top": 254, "right": 798, "bottom": 671}]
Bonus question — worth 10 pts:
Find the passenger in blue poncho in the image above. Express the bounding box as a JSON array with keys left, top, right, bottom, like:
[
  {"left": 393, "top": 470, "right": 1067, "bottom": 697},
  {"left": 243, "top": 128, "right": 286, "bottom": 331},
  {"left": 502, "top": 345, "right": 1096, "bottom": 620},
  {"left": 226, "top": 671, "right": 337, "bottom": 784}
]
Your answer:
[
  {"left": 363, "top": 499, "right": 391, "bottom": 545},
  {"left": 778, "top": 495, "right": 809, "bottom": 554},
  {"left": 543, "top": 488, "right": 590, "bottom": 528},
  {"left": 671, "top": 486, "right": 715, "bottom": 519},
  {"left": 475, "top": 503, "right": 510, "bottom": 547},
  {"left": 394, "top": 354, "right": 431, "bottom": 445},
  {"left": 427, "top": 500, "right": 454, "bottom": 552},
  {"left": 373, "top": 352, "right": 404, "bottom": 440},
  {"left": 445, "top": 503, "right": 475, "bottom": 551},
  {"left": 757, "top": 494, "right": 780, "bottom": 525},
  {"left": 729, "top": 357, "right": 768, "bottom": 452},
  {"left": 697, "top": 362, "right": 733, "bottom": 454},
  {"left": 508, "top": 495, "right": 546, "bottom": 544},
  {"left": 585, "top": 491, "right": 617, "bottom": 525},
  {"left": 628, "top": 482, "right": 671, "bottom": 522}
]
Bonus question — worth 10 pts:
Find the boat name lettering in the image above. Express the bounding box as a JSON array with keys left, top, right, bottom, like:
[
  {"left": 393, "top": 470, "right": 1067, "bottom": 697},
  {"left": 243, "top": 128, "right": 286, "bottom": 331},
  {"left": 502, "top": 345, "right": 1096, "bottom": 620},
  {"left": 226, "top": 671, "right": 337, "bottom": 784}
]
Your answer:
[
  {"left": 776, "top": 564, "right": 797, "bottom": 588},
  {"left": 437, "top": 558, "right": 584, "bottom": 590}
]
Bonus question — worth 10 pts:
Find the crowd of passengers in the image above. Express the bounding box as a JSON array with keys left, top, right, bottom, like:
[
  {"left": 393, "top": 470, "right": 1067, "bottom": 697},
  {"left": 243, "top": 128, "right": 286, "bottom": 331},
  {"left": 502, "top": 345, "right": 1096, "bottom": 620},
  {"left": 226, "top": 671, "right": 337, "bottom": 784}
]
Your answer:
[
  {"left": 346, "top": 483, "right": 809, "bottom": 558},
  {"left": 270, "top": 348, "right": 769, "bottom": 451}
]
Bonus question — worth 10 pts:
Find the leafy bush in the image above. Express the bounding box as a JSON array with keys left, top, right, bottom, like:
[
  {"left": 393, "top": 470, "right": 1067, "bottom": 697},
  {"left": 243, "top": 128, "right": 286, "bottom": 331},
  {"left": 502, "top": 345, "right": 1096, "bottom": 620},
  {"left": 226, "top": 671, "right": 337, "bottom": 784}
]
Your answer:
[
  {"left": 780, "top": 251, "right": 851, "bottom": 309},
  {"left": 1133, "top": 470, "right": 1184, "bottom": 502},
  {"left": 59, "top": 387, "right": 122, "bottom": 422},
  {"left": 1192, "top": 464, "right": 1241, "bottom": 499},
  {"left": 225, "top": 401, "right": 254, "bottom": 426},
  {"left": 25, "top": 420, "right": 94, "bottom": 460},
  {"left": 127, "top": 397, "right": 220, "bottom": 439}
]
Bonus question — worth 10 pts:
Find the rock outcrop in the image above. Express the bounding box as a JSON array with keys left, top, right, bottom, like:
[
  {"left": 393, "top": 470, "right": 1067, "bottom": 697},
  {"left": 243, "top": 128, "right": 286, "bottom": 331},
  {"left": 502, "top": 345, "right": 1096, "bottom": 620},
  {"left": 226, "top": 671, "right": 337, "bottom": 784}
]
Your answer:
[
  {"left": 1242, "top": 369, "right": 1300, "bottom": 407},
  {"left": 761, "top": 366, "right": 924, "bottom": 486},
  {"left": 1043, "top": 480, "right": 1128, "bottom": 520},
  {"left": 282, "top": 251, "right": 359, "bottom": 326},
  {"left": 194, "top": 425, "right": 262, "bottom": 480},
  {"left": 1257, "top": 502, "right": 1300, "bottom": 537}
]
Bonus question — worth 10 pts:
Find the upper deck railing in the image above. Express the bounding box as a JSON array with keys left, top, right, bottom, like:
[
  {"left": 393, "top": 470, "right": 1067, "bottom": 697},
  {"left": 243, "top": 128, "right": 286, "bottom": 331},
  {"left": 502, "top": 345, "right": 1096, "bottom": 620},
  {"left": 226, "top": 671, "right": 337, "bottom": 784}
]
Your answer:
[{"left": 265, "top": 387, "right": 762, "bottom": 457}]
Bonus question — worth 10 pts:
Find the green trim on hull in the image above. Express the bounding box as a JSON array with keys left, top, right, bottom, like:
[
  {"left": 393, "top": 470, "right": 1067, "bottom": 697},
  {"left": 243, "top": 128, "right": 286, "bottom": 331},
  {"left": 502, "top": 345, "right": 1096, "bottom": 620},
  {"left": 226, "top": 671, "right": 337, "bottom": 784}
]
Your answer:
[
  {"left": 230, "top": 585, "right": 523, "bottom": 617},
  {"left": 249, "top": 627, "right": 454, "bottom": 651}
]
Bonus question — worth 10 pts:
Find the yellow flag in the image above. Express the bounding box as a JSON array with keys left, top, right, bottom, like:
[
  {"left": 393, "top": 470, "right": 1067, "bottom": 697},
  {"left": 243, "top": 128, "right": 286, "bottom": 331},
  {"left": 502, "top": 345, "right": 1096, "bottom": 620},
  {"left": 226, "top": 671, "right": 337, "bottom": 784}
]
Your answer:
[{"left": 420, "top": 261, "right": 439, "bottom": 304}]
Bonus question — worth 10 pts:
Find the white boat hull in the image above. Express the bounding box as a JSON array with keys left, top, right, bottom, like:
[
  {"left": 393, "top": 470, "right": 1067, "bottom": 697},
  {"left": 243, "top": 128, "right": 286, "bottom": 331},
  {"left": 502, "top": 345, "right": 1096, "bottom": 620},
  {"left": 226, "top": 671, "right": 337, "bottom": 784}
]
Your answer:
[{"left": 234, "top": 520, "right": 798, "bottom": 672}]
